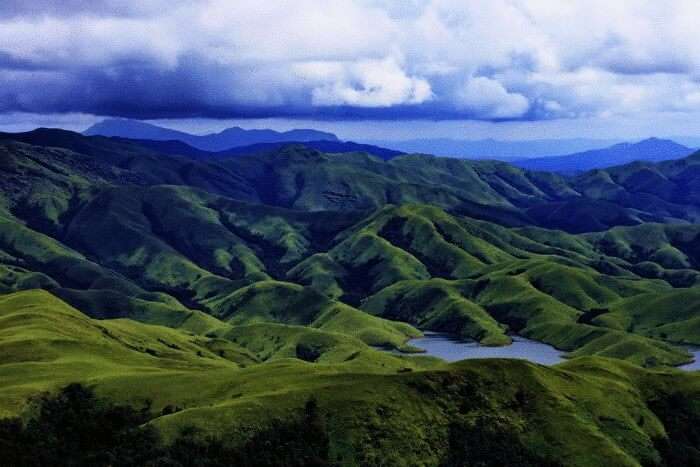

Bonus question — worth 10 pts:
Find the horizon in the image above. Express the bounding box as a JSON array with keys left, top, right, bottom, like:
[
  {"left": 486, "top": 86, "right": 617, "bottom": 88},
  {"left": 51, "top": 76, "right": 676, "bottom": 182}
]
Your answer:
[{"left": 3, "top": 116, "right": 700, "bottom": 148}]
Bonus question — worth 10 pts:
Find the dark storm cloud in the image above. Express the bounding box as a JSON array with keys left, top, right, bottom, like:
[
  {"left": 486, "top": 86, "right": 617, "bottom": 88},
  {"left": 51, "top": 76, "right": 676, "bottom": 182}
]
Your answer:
[
  {"left": 0, "top": 1, "right": 178, "bottom": 18},
  {"left": 0, "top": 1, "right": 699, "bottom": 121}
]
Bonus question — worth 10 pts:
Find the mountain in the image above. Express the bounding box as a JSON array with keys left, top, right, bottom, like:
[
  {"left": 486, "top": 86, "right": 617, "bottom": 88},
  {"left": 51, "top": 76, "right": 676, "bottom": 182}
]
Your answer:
[
  {"left": 114, "top": 136, "right": 405, "bottom": 160},
  {"left": 109, "top": 137, "right": 214, "bottom": 159},
  {"left": 6, "top": 128, "right": 700, "bottom": 233},
  {"left": 364, "top": 137, "right": 618, "bottom": 160},
  {"left": 0, "top": 128, "right": 572, "bottom": 215},
  {"left": 217, "top": 139, "right": 405, "bottom": 160},
  {"left": 514, "top": 138, "right": 694, "bottom": 174},
  {"left": 1, "top": 128, "right": 700, "bottom": 465},
  {"left": 0, "top": 141, "right": 694, "bottom": 363},
  {"left": 0, "top": 130, "right": 698, "bottom": 347},
  {"left": 84, "top": 118, "right": 194, "bottom": 141},
  {"left": 84, "top": 118, "right": 339, "bottom": 151}
]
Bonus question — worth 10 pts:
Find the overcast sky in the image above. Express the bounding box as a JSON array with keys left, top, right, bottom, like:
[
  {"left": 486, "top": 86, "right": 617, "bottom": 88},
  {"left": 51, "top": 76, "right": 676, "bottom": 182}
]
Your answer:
[{"left": 2, "top": 1, "right": 700, "bottom": 140}]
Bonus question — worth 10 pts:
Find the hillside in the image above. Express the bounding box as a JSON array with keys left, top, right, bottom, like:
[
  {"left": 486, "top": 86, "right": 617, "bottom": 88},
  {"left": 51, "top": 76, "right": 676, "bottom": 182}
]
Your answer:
[
  {"left": 0, "top": 291, "right": 698, "bottom": 466},
  {"left": 0, "top": 290, "right": 698, "bottom": 466}
]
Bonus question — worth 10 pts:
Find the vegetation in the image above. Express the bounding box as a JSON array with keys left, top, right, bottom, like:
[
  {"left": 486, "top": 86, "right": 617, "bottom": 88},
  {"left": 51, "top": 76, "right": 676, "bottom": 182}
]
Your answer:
[
  {"left": 2, "top": 357, "right": 700, "bottom": 466},
  {"left": 0, "top": 384, "right": 332, "bottom": 467},
  {"left": 1, "top": 130, "right": 700, "bottom": 465}
]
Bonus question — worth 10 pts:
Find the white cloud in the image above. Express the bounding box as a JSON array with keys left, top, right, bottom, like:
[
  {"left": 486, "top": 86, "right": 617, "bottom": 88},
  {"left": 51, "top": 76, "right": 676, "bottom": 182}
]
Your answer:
[
  {"left": 456, "top": 77, "right": 529, "bottom": 119},
  {"left": 297, "top": 58, "right": 432, "bottom": 107}
]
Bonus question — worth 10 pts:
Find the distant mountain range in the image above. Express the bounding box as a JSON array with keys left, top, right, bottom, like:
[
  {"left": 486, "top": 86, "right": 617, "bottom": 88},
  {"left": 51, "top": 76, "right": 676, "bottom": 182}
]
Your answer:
[
  {"left": 119, "top": 137, "right": 404, "bottom": 161},
  {"left": 84, "top": 119, "right": 403, "bottom": 160},
  {"left": 83, "top": 119, "right": 698, "bottom": 172},
  {"left": 6, "top": 127, "right": 700, "bottom": 233},
  {"left": 362, "top": 137, "right": 620, "bottom": 160},
  {"left": 513, "top": 138, "right": 695, "bottom": 174},
  {"left": 84, "top": 118, "right": 340, "bottom": 151}
]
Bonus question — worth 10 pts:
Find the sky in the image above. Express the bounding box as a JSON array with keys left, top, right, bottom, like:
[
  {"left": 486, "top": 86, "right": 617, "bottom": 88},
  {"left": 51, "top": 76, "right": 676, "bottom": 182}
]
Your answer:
[{"left": 1, "top": 0, "right": 700, "bottom": 141}]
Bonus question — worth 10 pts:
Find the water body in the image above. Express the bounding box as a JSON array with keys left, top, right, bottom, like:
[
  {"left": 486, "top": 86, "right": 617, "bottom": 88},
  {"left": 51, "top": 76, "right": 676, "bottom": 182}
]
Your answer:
[
  {"left": 404, "top": 333, "right": 565, "bottom": 365},
  {"left": 680, "top": 348, "right": 700, "bottom": 371}
]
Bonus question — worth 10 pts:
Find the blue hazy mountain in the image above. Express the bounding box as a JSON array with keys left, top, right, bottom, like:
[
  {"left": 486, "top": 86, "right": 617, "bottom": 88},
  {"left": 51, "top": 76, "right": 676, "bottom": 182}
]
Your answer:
[
  {"left": 363, "top": 137, "right": 619, "bottom": 160},
  {"left": 216, "top": 140, "right": 404, "bottom": 160},
  {"left": 513, "top": 137, "right": 694, "bottom": 174},
  {"left": 672, "top": 136, "right": 700, "bottom": 148},
  {"left": 114, "top": 137, "right": 404, "bottom": 161},
  {"left": 84, "top": 118, "right": 339, "bottom": 151}
]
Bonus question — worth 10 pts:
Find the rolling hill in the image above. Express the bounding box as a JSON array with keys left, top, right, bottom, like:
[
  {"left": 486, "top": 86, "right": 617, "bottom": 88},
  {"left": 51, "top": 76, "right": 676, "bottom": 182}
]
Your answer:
[
  {"left": 13, "top": 127, "right": 700, "bottom": 233},
  {"left": 0, "top": 132, "right": 697, "bottom": 365}
]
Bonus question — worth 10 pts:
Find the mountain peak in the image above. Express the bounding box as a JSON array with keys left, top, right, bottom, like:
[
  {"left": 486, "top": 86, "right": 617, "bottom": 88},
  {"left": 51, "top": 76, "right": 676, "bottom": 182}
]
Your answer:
[
  {"left": 634, "top": 137, "right": 685, "bottom": 148},
  {"left": 514, "top": 137, "right": 693, "bottom": 173}
]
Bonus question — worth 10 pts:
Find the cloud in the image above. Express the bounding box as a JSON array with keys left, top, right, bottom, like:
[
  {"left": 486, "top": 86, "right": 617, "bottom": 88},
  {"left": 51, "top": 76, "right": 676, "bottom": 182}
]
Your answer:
[
  {"left": 297, "top": 58, "right": 432, "bottom": 107},
  {"left": 456, "top": 77, "right": 529, "bottom": 119},
  {"left": 0, "top": 0, "right": 699, "bottom": 121}
]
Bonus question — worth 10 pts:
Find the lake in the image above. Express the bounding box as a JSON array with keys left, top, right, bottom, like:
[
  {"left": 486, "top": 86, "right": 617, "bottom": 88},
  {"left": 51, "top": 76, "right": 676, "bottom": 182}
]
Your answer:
[
  {"left": 680, "top": 348, "right": 700, "bottom": 371},
  {"left": 403, "top": 332, "right": 566, "bottom": 365},
  {"left": 396, "top": 333, "right": 700, "bottom": 370}
]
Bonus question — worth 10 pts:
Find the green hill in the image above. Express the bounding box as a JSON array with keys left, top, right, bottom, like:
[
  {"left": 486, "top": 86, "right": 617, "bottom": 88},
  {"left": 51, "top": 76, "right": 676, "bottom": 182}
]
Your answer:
[
  {"left": 0, "top": 290, "right": 433, "bottom": 417},
  {"left": 1, "top": 130, "right": 700, "bottom": 465},
  {"left": 1, "top": 159, "right": 697, "bottom": 366},
  {"left": 0, "top": 292, "right": 699, "bottom": 466},
  {"left": 7, "top": 129, "right": 700, "bottom": 233}
]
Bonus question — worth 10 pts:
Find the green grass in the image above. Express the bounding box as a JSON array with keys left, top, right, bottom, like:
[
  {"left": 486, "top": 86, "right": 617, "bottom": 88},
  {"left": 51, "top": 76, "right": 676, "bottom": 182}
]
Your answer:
[
  {"left": 0, "top": 290, "right": 242, "bottom": 417},
  {"left": 3, "top": 131, "right": 700, "bottom": 465},
  {"left": 204, "top": 280, "right": 420, "bottom": 349},
  {"left": 105, "top": 357, "right": 700, "bottom": 467},
  {"left": 363, "top": 260, "right": 692, "bottom": 366},
  {"left": 0, "top": 290, "right": 428, "bottom": 416},
  {"left": 363, "top": 278, "right": 511, "bottom": 345},
  {"left": 0, "top": 289, "right": 698, "bottom": 466},
  {"left": 594, "top": 288, "right": 700, "bottom": 345}
]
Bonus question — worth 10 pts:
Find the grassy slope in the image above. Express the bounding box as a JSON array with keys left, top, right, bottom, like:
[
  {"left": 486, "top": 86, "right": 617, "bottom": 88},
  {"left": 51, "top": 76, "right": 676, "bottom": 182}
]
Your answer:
[
  {"left": 2, "top": 178, "right": 698, "bottom": 366},
  {"left": 122, "top": 358, "right": 700, "bottom": 466},
  {"left": 8, "top": 130, "right": 700, "bottom": 232},
  {"left": 3, "top": 130, "right": 700, "bottom": 466},
  {"left": 0, "top": 292, "right": 698, "bottom": 467},
  {"left": 0, "top": 290, "right": 246, "bottom": 417},
  {"left": 0, "top": 290, "right": 432, "bottom": 417},
  {"left": 594, "top": 288, "right": 700, "bottom": 345},
  {"left": 204, "top": 280, "right": 420, "bottom": 349}
]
